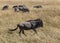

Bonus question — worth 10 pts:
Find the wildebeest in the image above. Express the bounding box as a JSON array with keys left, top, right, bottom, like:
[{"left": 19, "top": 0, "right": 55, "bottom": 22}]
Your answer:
[
  {"left": 13, "top": 5, "right": 20, "bottom": 12},
  {"left": 2, "top": 5, "right": 9, "bottom": 10},
  {"left": 34, "top": 5, "right": 42, "bottom": 8},
  {"left": 13, "top": 5, "right": 29, "bottom": 12},
  {"left": 18, "top": 5, "right": 29, "bottom": 12},
  {"left": 9, "top": 18, "right": 43, "bottom": 36}
]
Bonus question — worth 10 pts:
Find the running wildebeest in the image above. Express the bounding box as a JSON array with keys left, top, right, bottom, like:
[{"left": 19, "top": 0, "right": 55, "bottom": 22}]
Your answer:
[
  {"left": 18, "top": 5, "right": 29, "bottom": 12},
  {"left": 34, "top": 5, "right": 42, "bottom": 8},
  {"left": 2, "top": 5, "right": 9, "bottom": 10},
  {"left": 9, "top": 18, "right": 43, "bottom": 36},
  {"left": 13, "top": 5, "right": 20, "bottom": 12}
]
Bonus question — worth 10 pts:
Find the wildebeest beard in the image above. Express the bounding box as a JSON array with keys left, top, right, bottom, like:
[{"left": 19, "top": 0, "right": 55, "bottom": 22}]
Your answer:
[{"left": 9, "top": 18, "right": 43, "bottom": 36}]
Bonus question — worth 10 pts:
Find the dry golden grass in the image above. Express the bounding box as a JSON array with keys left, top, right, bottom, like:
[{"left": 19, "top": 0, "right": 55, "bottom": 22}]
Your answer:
[{"left": 0, "top": 0, "right": 60, "bottom": 43}]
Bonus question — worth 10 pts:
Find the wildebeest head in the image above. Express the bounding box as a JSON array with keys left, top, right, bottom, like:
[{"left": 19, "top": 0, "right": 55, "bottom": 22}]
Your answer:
[
  {"left": 31, "top": 19, "right": 43, "bottom": 28},
  {"left": 35, "top": 18, "right": 43, "bottom": 27}
]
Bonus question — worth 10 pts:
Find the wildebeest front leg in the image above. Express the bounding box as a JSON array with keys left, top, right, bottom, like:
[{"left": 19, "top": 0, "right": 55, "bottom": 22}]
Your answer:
[
  {"left": 32, "top": 29, "right": 37, "bottom": 34},
  {"left": 19, "top": 29, "right": 22, "bottom": 36},
  {"left": 22, "top": 29, "right": 26, "bottom": 36}
]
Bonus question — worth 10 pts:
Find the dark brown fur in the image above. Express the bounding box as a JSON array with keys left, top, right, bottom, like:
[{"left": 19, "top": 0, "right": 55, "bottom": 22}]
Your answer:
[{"left": 9, "top": 18, "right": 43, "bottom": 36}]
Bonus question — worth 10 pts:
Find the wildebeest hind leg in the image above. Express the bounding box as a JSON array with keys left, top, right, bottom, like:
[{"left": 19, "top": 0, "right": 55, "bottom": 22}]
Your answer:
[
  {"left": 19, "top": 29, "right": 22, "bottom": 36},
  {"left": 22, "top": 29, "right": 27, "bottom": 36}
]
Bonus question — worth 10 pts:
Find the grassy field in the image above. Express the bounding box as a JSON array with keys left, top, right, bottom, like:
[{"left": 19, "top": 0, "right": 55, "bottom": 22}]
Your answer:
[{"left": 0, "top": 0, "right": 60, "bottom": 43}]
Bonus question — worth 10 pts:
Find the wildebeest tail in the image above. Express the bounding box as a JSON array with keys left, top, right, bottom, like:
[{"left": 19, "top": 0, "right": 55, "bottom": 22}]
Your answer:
[{"left": 9, "top": 24, "right": 19, "bottom": 31}]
